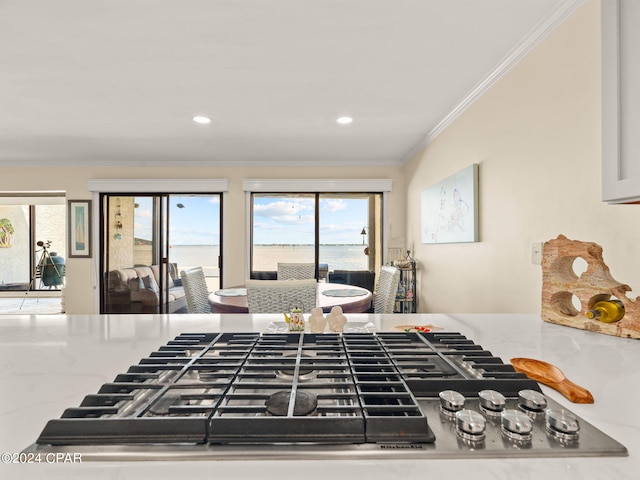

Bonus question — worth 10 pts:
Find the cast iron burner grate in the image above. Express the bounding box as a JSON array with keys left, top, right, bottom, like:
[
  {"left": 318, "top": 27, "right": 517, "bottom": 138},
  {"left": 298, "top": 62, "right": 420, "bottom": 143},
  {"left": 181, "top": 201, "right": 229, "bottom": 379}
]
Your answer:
[{"left": 36, "top": 332, "right": 537, "bottom": 446}]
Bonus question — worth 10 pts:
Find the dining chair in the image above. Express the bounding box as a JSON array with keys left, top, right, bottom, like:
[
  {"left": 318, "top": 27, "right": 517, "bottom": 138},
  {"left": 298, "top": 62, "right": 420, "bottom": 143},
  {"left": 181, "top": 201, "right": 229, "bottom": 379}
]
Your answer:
[
  {"left": 180, "top": 267, "right": 211, "bottom": 313},
  {"left": 246, "top": 279, "right": 317, "bottom": 313},
  {"left": 373, "top": 266, "right": 401, "bottom": 314},
  {"left": 277, "top": 262, "right": 316, "bottom": 280},
  {"left": 328, "top": 270, "right": 376, "bottom": 293}
]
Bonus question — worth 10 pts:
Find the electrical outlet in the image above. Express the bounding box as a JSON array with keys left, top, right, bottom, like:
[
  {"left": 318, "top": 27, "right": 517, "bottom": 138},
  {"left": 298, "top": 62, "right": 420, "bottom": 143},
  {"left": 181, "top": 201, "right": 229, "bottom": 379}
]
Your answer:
[{"left": 531, "top": 242, "right": 543, "bottom": 265}]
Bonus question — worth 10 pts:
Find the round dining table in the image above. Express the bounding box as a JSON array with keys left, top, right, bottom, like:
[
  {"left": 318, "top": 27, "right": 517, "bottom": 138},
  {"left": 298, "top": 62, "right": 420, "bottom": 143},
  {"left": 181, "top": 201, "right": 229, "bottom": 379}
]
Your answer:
[{"left": 208, "top": 282, "right": 373, "bottom": 314}]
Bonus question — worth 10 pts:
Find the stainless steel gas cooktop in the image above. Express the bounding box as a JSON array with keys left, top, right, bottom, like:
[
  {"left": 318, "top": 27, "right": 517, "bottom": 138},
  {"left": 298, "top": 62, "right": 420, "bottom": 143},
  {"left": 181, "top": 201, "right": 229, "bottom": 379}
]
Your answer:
[{"left": 22, "top": 331, "right": 628, "bottom": 461}]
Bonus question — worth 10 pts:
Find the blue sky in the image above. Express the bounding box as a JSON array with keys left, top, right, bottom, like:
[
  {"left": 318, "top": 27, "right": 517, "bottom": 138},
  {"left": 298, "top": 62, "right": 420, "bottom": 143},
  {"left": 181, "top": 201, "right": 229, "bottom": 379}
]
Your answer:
[
  {"left": 134, "top": 195, "right": 368, "bottom": 245},
  {"left": 134, "top": 195, "right": 221, "bottom": 245},
  {"left": 253, "top": 196, "right": 368, "bottom": 245}
]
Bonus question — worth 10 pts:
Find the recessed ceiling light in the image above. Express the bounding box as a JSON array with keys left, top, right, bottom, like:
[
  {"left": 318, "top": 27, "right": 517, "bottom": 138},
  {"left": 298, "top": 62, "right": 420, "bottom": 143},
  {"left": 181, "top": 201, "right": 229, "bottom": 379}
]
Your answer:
[
  {"left": 192, "top": 115, "right": 212, "bottom": 125},
  {"left": 336, "top": 116, "right": 354, "bottom": 125}
]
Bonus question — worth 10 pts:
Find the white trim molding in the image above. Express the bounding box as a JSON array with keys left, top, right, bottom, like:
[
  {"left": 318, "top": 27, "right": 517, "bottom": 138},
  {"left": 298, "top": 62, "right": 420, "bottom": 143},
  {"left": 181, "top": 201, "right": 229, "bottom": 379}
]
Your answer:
[
  {"left": 242, "top": 179, "right": 392, "bottom": 192},
  {"left": 0, "top": 192, "right": 66, "bottom": 205},
  {"left": 401, "top": 0, "right": 587, "bottom": 163},
  {"left": 87, "top": 179, "right": 229, "bottom": 193}
]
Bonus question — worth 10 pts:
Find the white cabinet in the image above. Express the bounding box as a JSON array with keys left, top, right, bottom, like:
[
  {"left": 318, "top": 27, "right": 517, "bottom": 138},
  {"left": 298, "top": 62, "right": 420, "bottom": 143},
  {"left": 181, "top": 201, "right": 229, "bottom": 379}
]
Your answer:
[{"left": 602, "top": 0, "right": 640, "bottom": 203}]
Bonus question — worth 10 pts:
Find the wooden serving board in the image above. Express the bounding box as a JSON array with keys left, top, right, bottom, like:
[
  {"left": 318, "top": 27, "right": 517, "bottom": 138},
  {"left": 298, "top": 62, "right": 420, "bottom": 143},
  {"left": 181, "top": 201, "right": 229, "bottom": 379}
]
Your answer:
[{"left": 541, "top": 235, "right": 640, "bottom": 339}]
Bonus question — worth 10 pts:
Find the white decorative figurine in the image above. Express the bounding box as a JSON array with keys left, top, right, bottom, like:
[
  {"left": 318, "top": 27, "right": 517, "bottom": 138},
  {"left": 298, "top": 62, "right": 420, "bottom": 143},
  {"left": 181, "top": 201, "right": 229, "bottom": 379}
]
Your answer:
[
  {"left": 308, "top": 307, "right": 327, "bottom": 333},
  {"left": 327, "top": 306, "right": 347, "bottom": 333}
]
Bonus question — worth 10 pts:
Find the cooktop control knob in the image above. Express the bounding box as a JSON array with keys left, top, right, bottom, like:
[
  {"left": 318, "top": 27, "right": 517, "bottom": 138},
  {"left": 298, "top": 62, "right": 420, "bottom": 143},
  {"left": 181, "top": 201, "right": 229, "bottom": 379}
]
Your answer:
[
  {"left": 545, "top": 408, "right": 580, "bottom": 441},
  {"left": 455, "top": 409, "right": 486, "bottom": 441},
  {"left": 518, "top": 389, "right": 547, "bottom": 413},
  {"left": 500, "top": 409, "right": 533, "bottom": 441},
  {"left": 478, "top": 389, "right": 506, "bottom": 415},
  {"left": 439, "top": 390, "right": 465, "bottom": 413}
]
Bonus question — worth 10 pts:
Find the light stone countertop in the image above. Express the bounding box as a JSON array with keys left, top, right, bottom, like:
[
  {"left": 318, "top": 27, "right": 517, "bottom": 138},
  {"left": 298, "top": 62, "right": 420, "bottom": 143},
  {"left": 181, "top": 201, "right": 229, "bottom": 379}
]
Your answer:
[{"left": 0, "top": 312, "right": 637, "bottom": 480}]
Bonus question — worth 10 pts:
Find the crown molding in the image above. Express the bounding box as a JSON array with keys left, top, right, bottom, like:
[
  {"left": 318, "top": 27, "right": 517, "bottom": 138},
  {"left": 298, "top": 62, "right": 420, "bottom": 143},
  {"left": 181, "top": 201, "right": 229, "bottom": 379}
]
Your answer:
[
  {"left": 0, "top": 157, "right": 403, "bottom": 168},
  {"left": 400, "top": 0, "right": 587, "bottom": 164}
]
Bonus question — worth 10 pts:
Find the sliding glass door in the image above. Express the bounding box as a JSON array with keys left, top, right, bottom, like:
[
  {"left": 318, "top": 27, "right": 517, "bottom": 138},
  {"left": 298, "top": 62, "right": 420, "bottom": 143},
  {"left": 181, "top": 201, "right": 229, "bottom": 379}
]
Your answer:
[
  {"left": 0, "top": 198, "right": 66, "bottom": 292},
  {"left": 101, "top": 193, "right": 222, "bottom": 314},
  {"left": 250, "top": 192, "right": 382, "bottom": 283},
  {"left": 318, "top": 193, "right": 380, "bottom": 274}
]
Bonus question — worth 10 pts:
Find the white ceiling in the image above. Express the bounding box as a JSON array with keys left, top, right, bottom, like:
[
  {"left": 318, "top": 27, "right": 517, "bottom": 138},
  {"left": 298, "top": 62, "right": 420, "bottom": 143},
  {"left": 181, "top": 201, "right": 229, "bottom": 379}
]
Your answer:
[{"left": 0, "top": 0, "right": 584, "bottom": 167}]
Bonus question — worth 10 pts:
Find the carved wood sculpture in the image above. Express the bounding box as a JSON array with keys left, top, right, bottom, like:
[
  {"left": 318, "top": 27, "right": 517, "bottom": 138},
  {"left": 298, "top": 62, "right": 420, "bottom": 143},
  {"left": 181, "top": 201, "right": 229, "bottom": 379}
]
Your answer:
[{"left": 541, "top": 235, "right": 640, "bottom": 339}]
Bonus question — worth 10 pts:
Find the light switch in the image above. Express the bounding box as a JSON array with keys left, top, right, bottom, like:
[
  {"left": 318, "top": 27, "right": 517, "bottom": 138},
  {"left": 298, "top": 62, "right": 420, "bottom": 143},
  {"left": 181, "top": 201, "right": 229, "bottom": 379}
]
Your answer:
[{"left": 531, "top": 242, "right": 543, "bottom": 265}]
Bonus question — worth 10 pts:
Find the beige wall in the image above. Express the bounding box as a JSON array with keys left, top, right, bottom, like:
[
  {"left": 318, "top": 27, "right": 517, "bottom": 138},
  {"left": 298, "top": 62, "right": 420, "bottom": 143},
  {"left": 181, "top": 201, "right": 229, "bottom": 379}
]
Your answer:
[
  {"left": 1, "top": 165, "right": 405, "bottom": 313},
  {"left": 405, "top": 0, "right": 640, "bottom": 314},
  {"left": 6, "top": 1, "right": 638, "bottom": 316}
]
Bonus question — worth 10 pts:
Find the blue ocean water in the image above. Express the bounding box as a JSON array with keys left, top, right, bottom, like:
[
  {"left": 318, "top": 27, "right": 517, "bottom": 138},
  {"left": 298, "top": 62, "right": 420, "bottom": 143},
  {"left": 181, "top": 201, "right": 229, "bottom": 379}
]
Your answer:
[{"left": 169, "top": 244, "right": 369, "bottom": 276}]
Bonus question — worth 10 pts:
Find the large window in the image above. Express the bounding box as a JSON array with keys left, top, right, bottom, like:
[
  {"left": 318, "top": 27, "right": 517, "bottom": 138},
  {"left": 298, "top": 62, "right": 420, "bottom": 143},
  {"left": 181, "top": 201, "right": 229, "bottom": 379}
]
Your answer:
[
  {"left": 0, "top": 198, "right": 66, "bottom": 291},
  {"left": 250, "top": 192, "right": 382, "bottom": 280}
]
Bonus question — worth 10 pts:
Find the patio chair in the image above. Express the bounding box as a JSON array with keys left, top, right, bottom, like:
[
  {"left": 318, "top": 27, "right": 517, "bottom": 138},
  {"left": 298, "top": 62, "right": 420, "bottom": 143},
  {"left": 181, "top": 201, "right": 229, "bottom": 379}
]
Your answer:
[
  {"left": 373, "top": 266, "right": 400, "bottom": 314},
  {"left": 180, "top": 267, "right": 211, "bottom": 313},
  {"left": 277, "top": 262, "right": 316, "bottom": 280},
  {"left": 246, "top": 279, "right": 317, "bottom": 313}
]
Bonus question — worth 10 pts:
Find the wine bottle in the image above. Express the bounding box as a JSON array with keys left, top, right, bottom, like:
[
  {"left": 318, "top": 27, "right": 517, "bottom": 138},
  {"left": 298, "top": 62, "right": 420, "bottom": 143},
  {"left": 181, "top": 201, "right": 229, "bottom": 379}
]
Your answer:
[{"left": 585, "top": 299, "right": 625, "bottom": 323}]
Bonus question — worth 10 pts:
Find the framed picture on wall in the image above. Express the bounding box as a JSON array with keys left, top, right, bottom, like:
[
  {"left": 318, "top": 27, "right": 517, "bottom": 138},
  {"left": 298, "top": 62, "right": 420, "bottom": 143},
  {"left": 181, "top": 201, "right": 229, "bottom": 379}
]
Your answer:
[
  {"left": 421, "top": 164, "right": 479, "bottom": 244},
  {"left": 67, "top": 199, "right": 92, "bottom": 257}
]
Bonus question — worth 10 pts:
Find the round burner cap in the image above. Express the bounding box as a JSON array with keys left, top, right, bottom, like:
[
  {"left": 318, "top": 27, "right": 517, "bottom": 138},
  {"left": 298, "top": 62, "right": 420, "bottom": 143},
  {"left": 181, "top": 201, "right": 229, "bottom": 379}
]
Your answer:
[{"left": 265, "top": 390, "right": 318, "bottom": 416}]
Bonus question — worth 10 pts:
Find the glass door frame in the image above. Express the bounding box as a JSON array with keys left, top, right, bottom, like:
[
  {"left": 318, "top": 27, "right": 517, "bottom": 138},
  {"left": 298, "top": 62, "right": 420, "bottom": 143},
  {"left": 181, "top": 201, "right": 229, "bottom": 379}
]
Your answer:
[
  {"left": 243, "top": 178, "right": 393, "bottom": 282},
  {"left": 90, "top": 179, "right": 228, "bottom": 315},
  {"left": 99, "top": 192, "right": 224, "bottom": 314},
  {"left": 249, "top": 192, "right": 381, "bottom": 280},
  {"left": 0, "top": 195, "right": 67, "bottom": 293}
]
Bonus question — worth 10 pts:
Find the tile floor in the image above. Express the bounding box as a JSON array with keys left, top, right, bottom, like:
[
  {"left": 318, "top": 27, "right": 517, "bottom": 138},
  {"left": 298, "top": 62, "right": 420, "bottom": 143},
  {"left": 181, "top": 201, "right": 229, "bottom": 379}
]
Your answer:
[{"left": 0, "top": 296, "right": 63, "bottom": 314}]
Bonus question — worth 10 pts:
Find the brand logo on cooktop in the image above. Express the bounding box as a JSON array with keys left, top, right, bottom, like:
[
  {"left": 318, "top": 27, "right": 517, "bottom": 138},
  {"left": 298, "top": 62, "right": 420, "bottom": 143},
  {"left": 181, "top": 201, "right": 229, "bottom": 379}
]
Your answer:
[{"left": 379, "top": 444, "right": 425, "bottom": 449}]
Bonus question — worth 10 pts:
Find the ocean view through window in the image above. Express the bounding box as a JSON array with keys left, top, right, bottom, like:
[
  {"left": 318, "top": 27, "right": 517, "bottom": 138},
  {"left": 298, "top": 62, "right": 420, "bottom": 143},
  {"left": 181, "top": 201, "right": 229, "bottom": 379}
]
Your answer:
[
  {"left": 251, "top": 193, "right": 382, "bottom": 279},
  {"left": 166, "top": 244, "right": 368, "bottom": 274}
]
